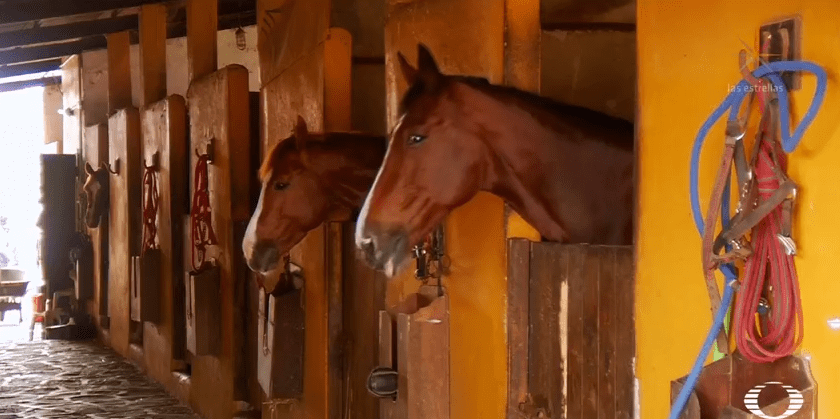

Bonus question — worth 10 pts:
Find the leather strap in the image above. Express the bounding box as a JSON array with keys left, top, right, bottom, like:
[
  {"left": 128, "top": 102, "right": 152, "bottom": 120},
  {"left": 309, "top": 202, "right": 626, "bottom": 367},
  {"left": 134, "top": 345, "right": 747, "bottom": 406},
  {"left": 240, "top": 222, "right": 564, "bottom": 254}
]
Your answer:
[{"left": 701, "top": 121, "right": 740, "bottom": 355}]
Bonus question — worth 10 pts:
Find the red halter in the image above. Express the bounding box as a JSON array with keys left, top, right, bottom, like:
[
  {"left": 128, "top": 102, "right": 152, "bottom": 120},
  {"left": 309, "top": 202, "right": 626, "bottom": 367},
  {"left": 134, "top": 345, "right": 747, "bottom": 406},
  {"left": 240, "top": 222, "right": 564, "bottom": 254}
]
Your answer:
[
  {"left": 190, "top": 152, "right": 218, "bottom": 272},
  {"left": 141, "top": 162, "right": 159, "bottom": 256}
]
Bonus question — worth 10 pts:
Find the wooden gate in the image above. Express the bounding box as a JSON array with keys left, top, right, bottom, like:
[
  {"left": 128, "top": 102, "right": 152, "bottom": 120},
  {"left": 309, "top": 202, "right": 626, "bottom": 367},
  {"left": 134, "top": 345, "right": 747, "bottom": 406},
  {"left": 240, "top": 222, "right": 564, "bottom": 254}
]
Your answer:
[{"left": 507, "top": 239, "right": 635, "bottom": 419}]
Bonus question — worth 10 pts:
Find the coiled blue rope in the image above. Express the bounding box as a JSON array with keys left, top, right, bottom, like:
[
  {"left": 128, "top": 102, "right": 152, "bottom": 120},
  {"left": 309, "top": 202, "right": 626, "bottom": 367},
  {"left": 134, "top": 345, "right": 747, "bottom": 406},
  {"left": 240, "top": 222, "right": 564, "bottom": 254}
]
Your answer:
[{"left": 670, "top": 60, "right": 827, "bottom": 419}]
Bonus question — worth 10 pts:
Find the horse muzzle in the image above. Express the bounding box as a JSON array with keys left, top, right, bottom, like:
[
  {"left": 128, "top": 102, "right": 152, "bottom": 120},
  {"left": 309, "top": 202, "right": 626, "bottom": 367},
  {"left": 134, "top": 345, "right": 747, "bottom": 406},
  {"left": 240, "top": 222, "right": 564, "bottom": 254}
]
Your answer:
[
  {"left": 356, "top": 226, "right": 409, "bottom": 278},
  {"left": 245, "top": 240, "right": 281, "bottom": 274}
]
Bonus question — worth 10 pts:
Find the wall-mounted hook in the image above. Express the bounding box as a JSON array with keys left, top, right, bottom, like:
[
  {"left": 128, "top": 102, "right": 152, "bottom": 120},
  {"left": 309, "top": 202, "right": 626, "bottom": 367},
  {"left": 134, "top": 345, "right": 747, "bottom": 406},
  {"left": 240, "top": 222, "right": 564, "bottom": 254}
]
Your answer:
[
  {"left": 145, "top": 151, "right": 160, "bottom": 170},
  {"left": 100, "top": 158, "right": 119, "bottom": 174},
  {"left": 779, "top": 27, "right": 790, "bottom": 62},
  {"left": 195, "top": 137, "right": 215, "bottom": 163}
]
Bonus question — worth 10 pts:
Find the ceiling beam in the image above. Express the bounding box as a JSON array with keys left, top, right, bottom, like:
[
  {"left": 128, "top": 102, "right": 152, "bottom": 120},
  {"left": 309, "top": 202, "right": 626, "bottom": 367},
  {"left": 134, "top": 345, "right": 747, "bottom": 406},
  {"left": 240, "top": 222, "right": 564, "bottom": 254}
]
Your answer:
[
  {"left": 0, "top": 0, "right": 249, "bottom": 27},
  {"left": 0, "top": 0, "right": 163, "bottom": 25},
  {"left": 0, "top": 16, "right": 138, "bottom": 49},
  {"left": 0, "top": 11, "right": 256, "bottom": 68},
  {"left": 0, "top": 58, "right": 61, "bottom": 78},
  {"left": 0, "top": 36, "right": 107, "bottom": 65},
  {"left": 0, "top": 75, "right": 61, "bottom": 93}
]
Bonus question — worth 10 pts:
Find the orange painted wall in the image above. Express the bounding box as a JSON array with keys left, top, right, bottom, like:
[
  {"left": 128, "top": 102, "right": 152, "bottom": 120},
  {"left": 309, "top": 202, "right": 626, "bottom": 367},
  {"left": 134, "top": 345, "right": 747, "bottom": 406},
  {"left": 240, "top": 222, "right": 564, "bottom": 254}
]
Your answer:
[{"left": 637, "top": 3, "right": 840, "bottom": 419}]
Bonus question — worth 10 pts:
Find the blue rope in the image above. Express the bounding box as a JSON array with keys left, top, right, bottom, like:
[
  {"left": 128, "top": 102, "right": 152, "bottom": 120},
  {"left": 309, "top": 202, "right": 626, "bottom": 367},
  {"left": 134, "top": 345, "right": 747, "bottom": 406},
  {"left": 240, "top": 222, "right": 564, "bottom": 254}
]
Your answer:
[{"left": 671, "top": 60, "right": 827, "bottom": 419}]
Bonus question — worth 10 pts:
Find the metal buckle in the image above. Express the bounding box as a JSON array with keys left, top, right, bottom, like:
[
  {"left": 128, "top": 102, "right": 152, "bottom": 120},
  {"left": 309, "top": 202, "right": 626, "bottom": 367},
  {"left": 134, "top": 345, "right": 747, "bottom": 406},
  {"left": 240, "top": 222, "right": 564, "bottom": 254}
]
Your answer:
[{"left": 776, "top": 234, "right": 797, "bottom": 256}]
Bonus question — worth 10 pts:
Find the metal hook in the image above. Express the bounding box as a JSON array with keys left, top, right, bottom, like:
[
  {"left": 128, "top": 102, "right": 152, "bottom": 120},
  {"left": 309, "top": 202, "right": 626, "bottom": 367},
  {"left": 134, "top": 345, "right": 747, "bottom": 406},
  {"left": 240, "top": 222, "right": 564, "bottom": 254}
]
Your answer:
[
  {"left": 145, "top": 151, "right": 159, "bottom": 170},
  {"left": 739, "top": 49, "right": 762, "bottom": 87},
  {"left": 100, "top": 159, "right": 119, "bottom": 174},
  {"left": 194, "top": 137, "right": 215, "bottom": 162}
]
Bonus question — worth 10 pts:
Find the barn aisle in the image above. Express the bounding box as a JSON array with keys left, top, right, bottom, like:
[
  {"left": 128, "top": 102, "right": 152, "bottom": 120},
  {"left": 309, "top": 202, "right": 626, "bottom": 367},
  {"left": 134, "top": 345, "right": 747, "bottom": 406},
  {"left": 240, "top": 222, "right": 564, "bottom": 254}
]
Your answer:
[{"left": 0, "top": 340, "right": 202, "bottom": 418}]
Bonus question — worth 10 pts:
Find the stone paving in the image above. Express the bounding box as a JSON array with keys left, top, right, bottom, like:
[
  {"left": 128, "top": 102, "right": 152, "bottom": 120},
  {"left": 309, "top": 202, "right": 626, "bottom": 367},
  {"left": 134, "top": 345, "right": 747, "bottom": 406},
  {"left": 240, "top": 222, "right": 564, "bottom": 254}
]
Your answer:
[{"left": 0, "top": 339, "right": 203, "bottom": 419}]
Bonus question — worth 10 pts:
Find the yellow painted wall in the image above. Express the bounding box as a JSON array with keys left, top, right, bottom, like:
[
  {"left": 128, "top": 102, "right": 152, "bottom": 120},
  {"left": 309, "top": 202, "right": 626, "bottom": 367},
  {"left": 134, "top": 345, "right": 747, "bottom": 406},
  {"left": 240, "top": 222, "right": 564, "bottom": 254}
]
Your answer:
[{"left": 637, "top": 3, "right": 840, "bottom": 419}]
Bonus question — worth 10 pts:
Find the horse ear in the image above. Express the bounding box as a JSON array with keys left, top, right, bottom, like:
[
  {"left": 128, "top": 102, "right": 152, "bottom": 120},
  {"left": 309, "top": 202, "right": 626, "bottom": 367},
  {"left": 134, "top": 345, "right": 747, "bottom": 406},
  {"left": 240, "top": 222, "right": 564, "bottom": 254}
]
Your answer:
[
  {"left": 293, "top": 115, "right": 309, "bottom": 151},
  {"left": 397, "top": 51, "right": 418, "bottom": 85},
  {"left": 416, "top": 43, "right": 442, "bottom": 88},
  {"left": 85, "top": 162, "right": 94, "bottom": 175}
]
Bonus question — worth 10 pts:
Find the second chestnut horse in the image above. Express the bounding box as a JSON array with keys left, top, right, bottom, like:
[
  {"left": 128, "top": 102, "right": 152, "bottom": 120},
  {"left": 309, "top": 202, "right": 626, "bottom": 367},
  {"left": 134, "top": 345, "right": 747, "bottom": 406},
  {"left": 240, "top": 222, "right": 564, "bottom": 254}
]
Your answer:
[
  {"left": 243, "top": 116, "right": 386, "bottom": 274},
  {"left": 356, "top": 44, "right": 635, "bottom": 277}
]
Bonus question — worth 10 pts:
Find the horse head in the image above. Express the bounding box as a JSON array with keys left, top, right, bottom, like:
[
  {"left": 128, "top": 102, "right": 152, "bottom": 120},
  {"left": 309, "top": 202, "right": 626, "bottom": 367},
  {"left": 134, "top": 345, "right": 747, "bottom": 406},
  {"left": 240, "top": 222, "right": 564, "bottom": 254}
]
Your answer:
[
  {"left": 83, "top": 161, "right": 112, "bottom": 228},
  {"left": 355, "top": 44, "right": 490, "bottom": 277},
  {"left": 243, "top": 116, "right": 386, "bottom": 274}
]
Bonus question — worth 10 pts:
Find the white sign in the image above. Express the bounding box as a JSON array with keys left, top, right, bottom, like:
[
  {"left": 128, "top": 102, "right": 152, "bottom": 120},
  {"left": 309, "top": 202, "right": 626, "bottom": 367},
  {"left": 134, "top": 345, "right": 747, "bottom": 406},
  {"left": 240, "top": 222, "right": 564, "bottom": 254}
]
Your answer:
[{"left": 743, "top": 381, "right": 804, "bottom": 419}]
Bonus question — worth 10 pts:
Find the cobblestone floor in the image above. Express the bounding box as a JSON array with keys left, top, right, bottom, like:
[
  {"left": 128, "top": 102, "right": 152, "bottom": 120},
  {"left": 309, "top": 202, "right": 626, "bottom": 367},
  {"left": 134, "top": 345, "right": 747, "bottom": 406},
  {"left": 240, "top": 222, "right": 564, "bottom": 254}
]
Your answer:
[{"left": 0, "top": 339, "right": 203, "bottom": 419}]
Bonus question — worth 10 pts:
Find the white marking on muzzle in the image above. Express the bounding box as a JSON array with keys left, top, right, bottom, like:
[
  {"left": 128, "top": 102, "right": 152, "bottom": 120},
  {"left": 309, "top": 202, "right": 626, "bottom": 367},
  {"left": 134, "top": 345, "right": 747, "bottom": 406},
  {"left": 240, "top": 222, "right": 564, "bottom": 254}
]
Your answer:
[{"left": 243, "top": 179, "right": 268, "bottom": 261}]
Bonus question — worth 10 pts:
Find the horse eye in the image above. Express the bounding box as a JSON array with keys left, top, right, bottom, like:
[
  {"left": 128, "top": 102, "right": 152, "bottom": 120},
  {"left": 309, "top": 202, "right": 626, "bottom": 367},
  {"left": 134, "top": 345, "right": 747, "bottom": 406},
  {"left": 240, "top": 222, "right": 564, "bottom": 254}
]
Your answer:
[
  {"left": 408, "top": 134, "right": 426, "bottom": 145},
  {"left": 273, "top": 181, "right": 289, "bottom": 191}
]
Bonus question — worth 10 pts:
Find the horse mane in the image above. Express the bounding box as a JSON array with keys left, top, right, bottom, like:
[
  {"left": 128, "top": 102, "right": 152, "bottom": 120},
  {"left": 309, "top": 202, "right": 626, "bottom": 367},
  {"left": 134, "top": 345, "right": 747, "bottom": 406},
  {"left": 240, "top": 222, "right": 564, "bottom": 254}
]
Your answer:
[
  {"left": 259, "top": 132, "right": 386, "bottom": 181},
  {"left": 259, "top": 138, "right": 298, "bottom": 181},
  {"left": 398, "top": 74, "right": 634, "bottom": 149}
]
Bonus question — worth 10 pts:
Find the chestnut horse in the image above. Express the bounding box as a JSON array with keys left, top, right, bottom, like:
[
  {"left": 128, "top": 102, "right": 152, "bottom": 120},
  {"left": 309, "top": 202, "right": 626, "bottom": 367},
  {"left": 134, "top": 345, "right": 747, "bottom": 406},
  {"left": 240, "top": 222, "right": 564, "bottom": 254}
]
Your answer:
[
  {"left": 242, "top": 116, "right": 386, "bottom": 273},
  {"left": 356, "top": 44, "right": 634, "bottom": 277},
  {"left": 82, "top": 162, "right": 113, "bottom": 228}
]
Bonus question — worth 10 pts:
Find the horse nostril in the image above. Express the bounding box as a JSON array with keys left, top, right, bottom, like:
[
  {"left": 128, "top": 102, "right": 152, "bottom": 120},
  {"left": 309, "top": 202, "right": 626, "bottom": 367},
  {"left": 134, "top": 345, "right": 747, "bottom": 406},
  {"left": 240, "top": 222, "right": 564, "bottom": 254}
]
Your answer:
[{"left": 249, "top": 241, "right": 280, "bottom": 273}]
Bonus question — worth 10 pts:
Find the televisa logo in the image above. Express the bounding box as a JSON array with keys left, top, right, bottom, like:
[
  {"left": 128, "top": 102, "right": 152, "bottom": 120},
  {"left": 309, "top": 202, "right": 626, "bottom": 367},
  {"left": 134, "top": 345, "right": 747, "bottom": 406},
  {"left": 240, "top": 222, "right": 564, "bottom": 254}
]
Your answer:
[{"left": 743, "top": 381, "right": 804, "bottom": 419}]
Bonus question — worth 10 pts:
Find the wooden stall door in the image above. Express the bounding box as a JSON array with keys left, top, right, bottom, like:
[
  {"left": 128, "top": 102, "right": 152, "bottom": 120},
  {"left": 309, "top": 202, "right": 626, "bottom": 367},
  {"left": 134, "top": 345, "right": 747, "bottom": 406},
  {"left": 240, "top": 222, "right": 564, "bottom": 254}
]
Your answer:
[
  {"left": 257, "top": 3, "right": 351, "bottom": 415},
  {"left": 508, "top": 239, "right": 635, "bottom": 419},
  {"left": 140, "top": 95, "right": 188, "bottom": 383},
  {"left": 186, "top": 64, "right": 251, "bottom": 419},
  {"left": 341, "top": 222, "right": 388, "bottom": 419},
  {"left": 108, "top": 108, "right": 142, "bottom": 357}
]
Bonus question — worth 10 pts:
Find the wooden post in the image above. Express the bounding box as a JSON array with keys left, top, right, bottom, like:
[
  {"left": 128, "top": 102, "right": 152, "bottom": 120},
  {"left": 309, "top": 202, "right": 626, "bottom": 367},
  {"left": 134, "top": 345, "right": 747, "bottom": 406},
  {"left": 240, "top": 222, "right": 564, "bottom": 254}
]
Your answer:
[
  {"left": 107, "top": 31, "right": 132, "bottom": 113},
  {"left": 138, "top": 3, "right": 168, "bottom": 107},
  {"left": 60, "top": 54, "right": 81, "bottom": 155},
  {"left": 504, "top": 0, "right": 542, "bottom": 242},
  {"left": 187, "top": 0, "right": 217, "bottom": 83}
]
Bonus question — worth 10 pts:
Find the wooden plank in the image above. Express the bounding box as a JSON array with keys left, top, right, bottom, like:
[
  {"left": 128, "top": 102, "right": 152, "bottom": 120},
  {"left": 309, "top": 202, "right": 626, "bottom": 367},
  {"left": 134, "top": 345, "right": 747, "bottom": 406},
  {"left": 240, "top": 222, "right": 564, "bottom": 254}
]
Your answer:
[
  {"left": 60, "top": 54, "right": 81, "bottom": 154},
  {"left": 141, "top": 95, "right": 188, "bottom": 368},
  {"left": 326, "top": 222, "right": 344, "bottom": 419},
  {"left": 138, "top": 4, "right": 167, "bottom": 107},
  {"left": 378, "top": 311, "right": 395, "bottom": 419},
  {"left": 256, "top": 0, "right": 329, "bottom": 86},
  {"left": 257, "top": 289, "right": 305, "bottom": 398},
  {"left": 614, "top": 247, "right": 635, "bottom": 419},
  {"left": 507, "top": 238, "right": 530, "bottom": 417},
  {"left": 598, "top": 248, "right": 617, "bottom": 419},
  {"left": 108, "top": 107, "right": 142, "bottom": 357},
  {"left": 186, "top": 64, "right": 251, "bottom": 418},
  {"left": 581, "top": 246, "right": 601, "bottom": 418},
  {"left": 0, "top": 16, "right": 138, "bottom": 49},
  {"left": 0, "top": 36, "right": 105, "bottom": 65},
  {"left": 81, "top": 49, "right": 110, "bottom": 127},
  {"left": 186, "top": 0, "right": 217, "bottom": 82},
  {"left": 405, "top": 296, "right": 450, "bottom": 419},
  {"left": 0, "top": 59, "right": 61, "bottom": 78},
  {"left": 342, "top": 222, "right": 387, "bottom": 419},
  {"left": 323, "top": 28, "right": 352, "bottom": 132},
  {"left": 0, "top": 0, "right": 156, "bottom": 25},
  {"left": 43, "top": 83, "right": 63, "bottom": 144},
  {"left": 107, "top": 31, "right": 132, "bottom": 113},
  {"left": 565, "top": 245, "right": 585, "bottom": 419},
  {"left": 529, "top": 243, "right": 567, "bottom": 417}
]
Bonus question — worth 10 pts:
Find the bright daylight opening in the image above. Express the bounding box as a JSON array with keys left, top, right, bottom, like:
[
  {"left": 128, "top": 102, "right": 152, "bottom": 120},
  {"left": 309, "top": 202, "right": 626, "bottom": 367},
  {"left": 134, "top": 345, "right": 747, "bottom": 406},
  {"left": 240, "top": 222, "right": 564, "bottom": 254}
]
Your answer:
[{"left": 0, "top": 85, "right": 49, "bottom": 342}]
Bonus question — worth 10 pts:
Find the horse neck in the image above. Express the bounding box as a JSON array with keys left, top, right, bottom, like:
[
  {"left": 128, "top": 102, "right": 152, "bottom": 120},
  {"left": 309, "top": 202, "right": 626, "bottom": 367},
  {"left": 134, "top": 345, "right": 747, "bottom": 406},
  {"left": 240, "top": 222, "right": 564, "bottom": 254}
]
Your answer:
[
  {"left": 318, "top": 135, "right": 385, "bottom": 210},
  {"left": 459, "top": 84, "right": 632, "bottom": 242}
]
